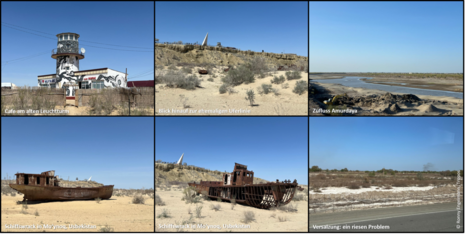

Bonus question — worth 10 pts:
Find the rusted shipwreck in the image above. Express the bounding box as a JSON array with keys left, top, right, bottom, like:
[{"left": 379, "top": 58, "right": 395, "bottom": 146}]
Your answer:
[
  {"left": 188, "top": 163, "right": 298, "bottom": 209},
  {"left": 9, "top": 170, "right": 114, "bottom": 201}
]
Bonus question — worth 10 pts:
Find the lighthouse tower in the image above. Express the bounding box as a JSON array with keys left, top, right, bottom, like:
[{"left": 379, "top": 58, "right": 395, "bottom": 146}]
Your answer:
[{"left": 51, "top": 32, "right": 85, "bottom": 90}]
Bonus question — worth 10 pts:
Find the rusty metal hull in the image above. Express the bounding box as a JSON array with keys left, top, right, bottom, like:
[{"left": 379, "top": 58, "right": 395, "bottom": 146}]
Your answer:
[
  {"left": 188, "top": 183, "right": 297, "bottom": 209},
  {"left": 9, "top": 184, "right": 114, "bottom": 201}
]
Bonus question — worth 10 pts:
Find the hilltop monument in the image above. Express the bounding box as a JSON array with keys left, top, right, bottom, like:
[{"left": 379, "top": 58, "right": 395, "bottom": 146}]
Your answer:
[
  {"left": 176, "top": 153, "right": 184, "bottom": 165},
  {"left": 202, "top": 33, "right": 208, "bottom": 46}
]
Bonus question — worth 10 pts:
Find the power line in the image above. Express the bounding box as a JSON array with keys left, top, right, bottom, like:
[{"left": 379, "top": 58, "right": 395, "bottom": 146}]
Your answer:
[
  {"left": 2, "top": 23, "right": 153, "bottom": 52},
  {"left": 2, "top": 22, "right": 154, "bottom": 49},
  {"left": 2, "top": 50, "right": 51, "bottom": 64},
  {"left": 128, "top": 68, "right": 154, "bottom": 78},
  {"left": 128, "top": 72, "right": 154, "bottom": 80}
]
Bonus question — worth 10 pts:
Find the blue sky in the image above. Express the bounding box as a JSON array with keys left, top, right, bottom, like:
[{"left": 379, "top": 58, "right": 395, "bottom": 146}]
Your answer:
[
  {"left": 310, "top": 117, "right": 463, "bottom": 172},
  {"left": 1, "top": 117, "right": 154, "bottom": 189},
  {"left": 156, "top": 1, "right": 308, "bottom": 56},
  {"left": 1, "top": 1, "right": 154, "bottom": 86},
  {"left": 156, "top": 117, "right": 308, "bottom": 185},
  {"left": 310, "top": 2, "right": 463, "bottom": 73}
]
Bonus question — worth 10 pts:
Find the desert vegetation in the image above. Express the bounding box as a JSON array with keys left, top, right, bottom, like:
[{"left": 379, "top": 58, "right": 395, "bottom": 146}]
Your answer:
[{"left": 309, "top": 166, "right": 464, "bottom": 214}]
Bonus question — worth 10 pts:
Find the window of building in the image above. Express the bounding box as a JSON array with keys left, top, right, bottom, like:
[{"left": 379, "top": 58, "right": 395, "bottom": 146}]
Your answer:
[
  {"left": 92, "top": 81, "right": 104, "bottom": 89},
  {"left": 59, "top": 35, "right": 62, "bottom": 41},
  {"left": 65, "top": 34, "right": 68, "bottom": 40},
  {"left": 40, "top": 84, "right": 49, "bottom": 87},
  {"left": 80, "top": 81, "right": 90, "bottom": 89},
  {"left": 65, "top": 67, "right": 70, "bottom": 71},
  {"left": 70, "top": 34, "right": 74, "bottom": 40},
  {"left": 50, "top": 83, "right": 56, "bottom": 88}
]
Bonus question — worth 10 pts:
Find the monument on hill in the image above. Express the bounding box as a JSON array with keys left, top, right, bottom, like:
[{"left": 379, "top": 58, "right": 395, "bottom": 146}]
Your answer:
[
  {"left": 176, "top": 153, "right": 184, "bottom": 165},
  {"left": 202, "top": 33, "right": 208, "bottom": 46}
]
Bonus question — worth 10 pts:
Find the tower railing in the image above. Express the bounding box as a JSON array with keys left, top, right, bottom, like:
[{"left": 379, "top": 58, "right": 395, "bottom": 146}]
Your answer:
[{"left": 52, "top": 48, "right": 85, "bottom": 56}]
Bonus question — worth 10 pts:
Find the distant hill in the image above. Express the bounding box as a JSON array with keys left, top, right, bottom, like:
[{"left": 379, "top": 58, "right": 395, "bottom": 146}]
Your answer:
[
  {"left": 155, "top": 162, "right": 269, "bottom": 186},
  {"left": 156, "top": 43, "right": 308, "bottom": 69}
]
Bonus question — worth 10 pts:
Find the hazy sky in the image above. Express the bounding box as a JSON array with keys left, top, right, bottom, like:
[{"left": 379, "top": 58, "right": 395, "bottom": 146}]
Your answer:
[
  {"left": 156, "top": 117, "right": 308, "bottom": 185},
  {"left": 1, "top": 117, "right": 154, "bottom": 189},
  {"left": 310, "top": 1, "right": 463, "bottom": 73},
  {"left": 310, "top": 117, "right": 463, "bottom": 171},
  {"left": 1, "top": 2, "right": 154, "bottom": 86},
  {"left": 156, "top": 1, "right": 308, "bottom": 56}
]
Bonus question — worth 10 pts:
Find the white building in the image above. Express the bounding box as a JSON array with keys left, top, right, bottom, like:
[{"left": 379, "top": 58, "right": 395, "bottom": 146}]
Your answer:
[
  {"left": 37, "top": 32, "right": 127, "bottom": 98},
  {"left": 1, "top": 83, "right": 17, "bottom": 89}
]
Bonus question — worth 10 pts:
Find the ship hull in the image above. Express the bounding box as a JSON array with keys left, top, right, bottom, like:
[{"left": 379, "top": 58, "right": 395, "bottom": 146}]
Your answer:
[
  {"left": 9, "top": 184, "right": 114, "bottom": 201},
  {"left": 188, "top": 183, "right": 297, "bottom": 209}
]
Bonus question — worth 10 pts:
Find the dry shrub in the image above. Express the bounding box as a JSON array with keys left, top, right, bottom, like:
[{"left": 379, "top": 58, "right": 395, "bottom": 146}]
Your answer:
[
  {"left": 99, "top": 224, "right": 114, "bottom": 232},
  {"left": 361, "top": 182, "right": 371, "bottom": 188},
  {"left": 155, "top": 194, "right": 165, "bottom": 206},
  {"left": 157, "top": 209, "right": 170, "bottom": 219},
  {"left": 278, "top": 216, "right": 288, "bottom": 222},
  {"left": 95, "top": 197, "right": 101, "bottom": 203},
  {"left": 347, "top": 183, "right": 361, "bottom": 189},
  {"left": 210, "top": 204, "right": 221, "bottom": 211},
  {"left": 132, "top": 194, "right": 145, "bottom": 204},
  {"left": 242, "top": 211, "right": 255, "bottom": 223}
]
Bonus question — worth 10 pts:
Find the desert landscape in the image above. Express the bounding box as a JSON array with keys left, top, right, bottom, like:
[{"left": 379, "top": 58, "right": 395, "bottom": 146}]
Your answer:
[
  {"left": 1, "top": 183, "right": 154, "bottom": 232},
  {"left": 309, "top": 169, "right": 463, "bottom": 214},
  {"left": 155, "top": 161, "right": 308, "bottom": 232},
  {"left": 155, "top": 44, "right": 308, "bottom": 116},
  {"left": 310, "top": 73, "right": 463, "bottom": 116}
]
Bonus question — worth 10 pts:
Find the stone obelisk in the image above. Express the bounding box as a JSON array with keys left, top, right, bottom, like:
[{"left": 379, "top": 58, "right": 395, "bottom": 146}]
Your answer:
[{"left": 202, "top": 33, "right": 208, "bottom": 46}]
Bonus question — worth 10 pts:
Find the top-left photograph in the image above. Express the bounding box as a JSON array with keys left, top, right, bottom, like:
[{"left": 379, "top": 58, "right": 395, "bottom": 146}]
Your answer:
[{"left": 1, "top": 1, "right": 154, "bottom": 116}]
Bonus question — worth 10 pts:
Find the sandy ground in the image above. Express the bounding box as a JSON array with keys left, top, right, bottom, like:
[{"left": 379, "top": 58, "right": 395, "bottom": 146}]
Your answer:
[
  {"left": 155, "top": 186, "right": 308, "bottom": 232},
  {"left": 310, "top": 82, "right": 463, "bottom": 116},
  {"left": 156, "top": 67, "right": 308, "bottom": 115},
  {"left": 1, "top": 195, "right": 154, "bottom": 232}
]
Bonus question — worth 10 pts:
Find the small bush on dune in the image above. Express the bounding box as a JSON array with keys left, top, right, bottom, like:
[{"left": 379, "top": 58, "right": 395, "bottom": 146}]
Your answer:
[
  {"left": 195, "top": 205, "right": 203, "bottom": 218},
  {"left": 292, "top": 80, "right": 307, "bottom": 95},
  {"left": 277, "top": 203, "right": 298, "bottom": 213},
  {"left": 210, "top": 204, "right": 221, "bottom": 211},
  {"left": 207, "top": 78, "right": 214, "bottom": 82},
  {"left": 34, "top": 210, "right": 39, "bottom": 216},
  {"left": 258, "top": 84, "right": 273, "bottom": 95},
  {"left": 99, "top": 224, "right": 114, "bottom": 232},
  {"left": 245, "top": 89, "right": 255, "bottom": 106},
  {"left": 242, "top": 211, "right": 255, "bottom": 224},
  {"left": 95, "top": 197, "right": 101, "bottom": 203},
  {"left": 222, "top": 65, "right": 255, "bottom": 86},
  {"left": 278, "top": 216, "right": 288, "bottom": 222},
  {"left": 361, "top": 182, "right": 371, "bottom": 188},
  {"left": 271, "top": 75, "right": 285, "bottom": 84},
  {"left": 132, "top": 194, "right": 145, "bottom": 204},
  {"left": 157, "top": 209, "right": 171, "bottom": 219},
  {"left": 158, "top": 70, "right": 200, "bottom": 90},
  {"left": 181, "top": 67, "right": 192, "bottom": 74},
  {"left": 219, "top": 84, "right": 228, "bottom": 94},
  {"left": 285, "top": 71, "right": 302, "bottom": 80}
]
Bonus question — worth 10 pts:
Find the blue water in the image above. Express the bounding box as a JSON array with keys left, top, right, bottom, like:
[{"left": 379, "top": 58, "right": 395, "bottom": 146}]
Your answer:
[{"left": 310, "top": 76, "right": 463, "bottom": 99}]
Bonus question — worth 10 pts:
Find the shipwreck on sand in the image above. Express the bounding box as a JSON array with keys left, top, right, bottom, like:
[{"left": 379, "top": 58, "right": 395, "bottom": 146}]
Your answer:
[
  {"left": 9, "top": 170, "right": 113, "bottom": 201},
  {"left": 188, "top": 163, "right": 299, "bottom": 209}
]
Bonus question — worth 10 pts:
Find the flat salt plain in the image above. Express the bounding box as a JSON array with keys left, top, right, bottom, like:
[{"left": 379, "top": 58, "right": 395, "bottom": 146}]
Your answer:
[
  {"left": 309, "top": 185, "right": 457, "bottom": 212},
  {"left": 310, "top": 186, "right": 435, "bottom": 195}
]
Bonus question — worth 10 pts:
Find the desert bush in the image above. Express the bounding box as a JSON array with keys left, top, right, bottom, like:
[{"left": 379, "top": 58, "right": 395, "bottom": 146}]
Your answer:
[
  {"left": 20, "top": 208, "right": 28, "bottom": 214},
  {"left": 207, "top": 78, "right": 214, "bottom": 82},
  {"left": 258, "top": 84, "right": 273, "bottom": 95},
  {"left": 278, "top": 216, "right": 288, "bottom": 222},
  {"left": 347, "top": 183, "right": 360, "bottom": 189},
  {"left": 157, "top": 70, "right": 200, "bottom": 90},
  {"left": 157, "top": 209, "right": 171, "bottom": 219},
  {"left": 95, "top": 197, "right": 101, "bottom": 203},
  {"left": 99, "top": 225, "right": 114, "bottom": 232},
  {"left": 181, "top": 67, "right": 192, "bottom": 74},
  {"left": 270, "top": 213, "right": 276, "bottom": 218},
  {"left": 34, "top": 210, "right": 39, "bottom": 216},
  {"left": 292, "top": 80, "right": 307, "bottom": 95},
  {"left": 10, "top": 191, "right": 16, "bottom": 197},
  {"left": 219, "top": 84, "right": 229, "bottom": 94},
  {"left": 201, "top": 190, "right": 209, "bottom": 200},
  {"left": 222, "top": 65, "right": 255, "bottom": 86},
  {"left": 361, "top": 182, "right": 371, "bottom": 188},
  {"left": 248, "top": 56, "right": 269, "bottom": 75},
  {"left": 132, "top": 194, "right": 145, "bottom": 204},
  {"left": 155, "top": 194, "right": 165, "bottom": 206},
  {"left": 271, "top": 75, "right": 286, "bottom": 84},
  {"left": 245, "top": 89, "right": 255, "bottom": 106},
  {"left": 272, "top": 88, "right": 280, "bottom": 96},
  {"left": 195, "top": 205, "right": 203, "bottom": 218},
  {"left": 168, "top": 65, "right": 177, "bottom": 70},
  {"left": 285, "top": 71, "right": 302, "bottom": 80},
  {"left": 281, "top": 83, "right": 289, "bottom": 89},
  {"left": 210, "top": 204, "right": 221, "bottom": 211},
  {"left": 242, "top": 211, "right": 255, "bottom": 224},
  {"left": 22, "top": 200, "right": 28, "bottom": 210}
]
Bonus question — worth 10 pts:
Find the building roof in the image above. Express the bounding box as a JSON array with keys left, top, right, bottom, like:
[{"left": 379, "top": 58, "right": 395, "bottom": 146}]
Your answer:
[
  {"left": 56, "top": 32, "right": 80, "bottom": 38},
  {"left": 1, "top": 82, "right": 16, "bottom": 87}
]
